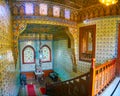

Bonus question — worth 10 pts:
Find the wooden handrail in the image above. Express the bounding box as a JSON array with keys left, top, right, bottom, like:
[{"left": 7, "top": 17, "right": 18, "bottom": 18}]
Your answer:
[
  {"left": 96, "top": 59, "right": 116, "bottom": 70},
  {"left": 46, "top": 58, "right": 116, "bottom": 96},
  {"left": 46, "top": 72, "right": 90, "bottom": 96},
  {"left": 90, "top": 58, "right": 116, "bottom": 96}
]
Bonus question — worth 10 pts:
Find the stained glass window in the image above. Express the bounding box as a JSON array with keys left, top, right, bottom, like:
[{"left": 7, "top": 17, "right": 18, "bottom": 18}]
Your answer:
[
  {"left": 22, "top": 46, "right": 35, "bottom": 64},
  {"left": 25, "top": 3, "right": 34, "bottom": 15},
  {"left": 53, "top": 6, "right": 60, "bottom": 17},
  {"left": 65, "top": 9, "right": 70, "bottom": 19},
  {"left": 41, "top": 45, "right": 51, "bottom": 62},
  {"left": 39, "top": 3, "right": 48, "bottom": 15}
]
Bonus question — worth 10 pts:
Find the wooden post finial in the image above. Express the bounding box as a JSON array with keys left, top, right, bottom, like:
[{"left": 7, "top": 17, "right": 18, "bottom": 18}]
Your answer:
[
  {"left": 90, "top": 58, "right": 96, "bottom": 96},
  {"left": 91, "top": 58, "right": 96, "bottom": 69}
]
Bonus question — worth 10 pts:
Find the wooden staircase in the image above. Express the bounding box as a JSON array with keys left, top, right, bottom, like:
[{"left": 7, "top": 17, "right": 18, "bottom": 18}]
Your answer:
[
  {"left": 46, "top": 58, "right": 116, "bottom": 96},
  {"left": 46, "top": 72, "right": 90, "bottom": 96}
]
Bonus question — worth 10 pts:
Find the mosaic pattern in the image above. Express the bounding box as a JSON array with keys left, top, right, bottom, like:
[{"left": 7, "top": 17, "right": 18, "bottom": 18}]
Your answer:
[
  {"left": 77, "top": 16, "right": 120, "bottom": 73},
  {"left": 13, "top": 18, "right": 77, "bottom": 64},
  {"left": 0, "top": 1, "right": 19, "bottom": 96},
  {"left": 69, "top": 27, "right": 79, "bottom": 61},
  {"left": 20, "top": 40, "right": 53, "bottom": 72},
  {"left": 13, "top": 22, "right": 27, "bottom": 64},
  {"left": 12, "top": 1, "right": 77, "bottom": 21},
  {"left": 23, "top": 46, "right": 35, "bottom": 64},
  {"left": 12, "top": 0, "right": 120, "bottom": 78},
  {"left": 79, "top": 4, "right": 120, "bottom": 22},
  {"left": 53, "top": 39, "right": 82, "bottom": 80},
  {"left": 41, "top": 45, "right": 51, "bottom": 62}
]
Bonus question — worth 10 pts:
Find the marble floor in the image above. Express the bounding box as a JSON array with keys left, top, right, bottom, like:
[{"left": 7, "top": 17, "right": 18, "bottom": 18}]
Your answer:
[{"left": 100, "top": 77, "right": 120, "bottom": 96}]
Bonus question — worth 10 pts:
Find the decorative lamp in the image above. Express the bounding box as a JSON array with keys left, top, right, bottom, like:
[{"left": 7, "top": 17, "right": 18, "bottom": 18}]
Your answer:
[{"left": 99, "top": 0, "right": 118, "bottom": 6}]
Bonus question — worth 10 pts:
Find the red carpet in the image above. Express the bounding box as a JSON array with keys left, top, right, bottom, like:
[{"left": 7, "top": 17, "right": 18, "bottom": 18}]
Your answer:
[
  {"left": 40, "top": 87, "right": 46, "bottom": 95},
  {"left": 27, "top": 84, "right": 36, "bottom": 96}
]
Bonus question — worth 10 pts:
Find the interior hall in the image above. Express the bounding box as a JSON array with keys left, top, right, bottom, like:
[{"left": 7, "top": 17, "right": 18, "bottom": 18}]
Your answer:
[{"left": 0, "top": 0, "right": 120, "bottom": 96}]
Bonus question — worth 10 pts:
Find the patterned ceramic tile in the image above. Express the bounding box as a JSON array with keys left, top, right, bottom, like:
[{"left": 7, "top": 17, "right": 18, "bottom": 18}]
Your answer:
[{"left": 0, "top": 1, "right": 19, "bottom": 96}]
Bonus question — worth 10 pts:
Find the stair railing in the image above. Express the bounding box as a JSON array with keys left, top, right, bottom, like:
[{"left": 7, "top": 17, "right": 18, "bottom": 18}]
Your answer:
[
  {"left": 46, "top": 58, "right": 116, "bottom": 96},
  {"left": 90, "top": 58, "right": 116, "bottom": 96},
  {"left": 46, "top": 72, "right": 90, "bottom": 96}
]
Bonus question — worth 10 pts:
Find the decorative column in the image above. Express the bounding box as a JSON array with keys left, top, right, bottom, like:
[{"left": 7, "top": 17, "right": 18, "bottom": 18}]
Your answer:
[
  {"left": 34, "top": 4, "right": 39, "bottom": 16},
  {"left": 69, "top": 27, "right": 78, "bottom": 72},
  {"left": 19, "top": 5, "right": 24, "bottom": 16},
  {"left": 60, "top": 8, "right": 64, "bottom": 19},
  {"left": 48, "top": 5, "right": 53, "bottom": 17},
  {"left": 13, "top": 22, "right": 27, "bottom": 64}
]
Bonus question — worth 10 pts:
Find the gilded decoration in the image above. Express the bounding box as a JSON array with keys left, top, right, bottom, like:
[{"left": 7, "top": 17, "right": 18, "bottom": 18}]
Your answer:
[
  {"left": 11, "top": 0, "right": 120, "bottom": 23},
  {"left": 79, "top": 4, "right": 120, "bottom": 21},
  {"left": 13, "top": 19, "right": 77, "bottom": 63},
  {"left": 13, "top": 22, "right": 27, "bottom": 63}
]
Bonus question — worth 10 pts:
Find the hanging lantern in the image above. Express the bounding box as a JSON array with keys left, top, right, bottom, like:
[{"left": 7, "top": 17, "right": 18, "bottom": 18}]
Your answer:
[{"left": 99, "top": 0, "right": 118, "bottom": 6}]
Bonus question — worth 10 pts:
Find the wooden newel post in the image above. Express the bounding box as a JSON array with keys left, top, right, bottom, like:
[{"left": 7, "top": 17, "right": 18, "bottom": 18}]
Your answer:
[{"left": 90, "top": 58, "right": 96, "bottom": 96}]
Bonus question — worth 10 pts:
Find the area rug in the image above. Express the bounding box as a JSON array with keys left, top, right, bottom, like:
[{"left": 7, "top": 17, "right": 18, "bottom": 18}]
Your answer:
[
  {"left": 26, "top": 84, "right": 36, "bottom": 96},
  {"left": 39, "top": 87, "right": 46, "bottom": 95}
]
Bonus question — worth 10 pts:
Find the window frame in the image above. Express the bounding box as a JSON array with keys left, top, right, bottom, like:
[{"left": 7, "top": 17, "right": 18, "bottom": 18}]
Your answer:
[
  {"left": 53, "top": 5, "right": 60, "bottom": 17},
  {"left": 40, "top": 45, "right": 51, "bottom": 63},
  {"left": 39, "top": 3, "right": 48, "bottom": 16},
  {"left": 25, "top": 3, "right": 34, "bottom": 15},
  {"left": 64, "top": 8, "right": 70, "bottom": 19},
  {"left": 22, "top": 45, "right": 35, "bottom": 64},
  {"left": 79, "top": 25, "right": 96, "bottom": 62}
]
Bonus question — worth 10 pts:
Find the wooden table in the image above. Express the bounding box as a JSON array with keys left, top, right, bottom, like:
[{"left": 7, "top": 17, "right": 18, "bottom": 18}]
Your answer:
[{"left": 34, "top": 71, "right": 44, "bottom": 81}]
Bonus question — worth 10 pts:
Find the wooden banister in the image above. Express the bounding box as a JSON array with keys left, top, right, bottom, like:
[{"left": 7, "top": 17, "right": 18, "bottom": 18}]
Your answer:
[
  {"left": 90, "top": 58, "right": 116, "bottom": 96},
  {"left": 90, "top": 58, "right": 96, "bottom": 96},
  {"left": 46, "top": 72, "right": 90, "bottom": 96},
  {"left": 46, "top": 58, "right": 116, "bottom": 96}
]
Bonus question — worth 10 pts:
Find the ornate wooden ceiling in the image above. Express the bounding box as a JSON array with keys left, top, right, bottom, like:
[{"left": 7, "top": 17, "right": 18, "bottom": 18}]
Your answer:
[
  {"left": 12, "top": 0, "right": 99, "bottom": 9},
  {"left": 46, "top": 0, "right": 99, "bottom": 9},
  {"left": 20, "top": 24, "right": 69, "bottom": 40},
  {"left": 12, "top": 0, "right": 120, "bottom": 40}
]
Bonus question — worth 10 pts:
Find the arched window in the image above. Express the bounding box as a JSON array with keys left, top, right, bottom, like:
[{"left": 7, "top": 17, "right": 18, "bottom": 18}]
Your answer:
[
  {"left": 65, "top": 8, "right": 70, "bottom": 19},
  {"left": 22, "top": 45, "right": 35, "bottom": 64},
  {"left": 25, "top": 3, "right": 34, "bottom": 15},
  {"left": 53, "top": 6, "right": 60, "bottom": 17},
  {"left": 39, "top": 3, "right": 48, "bottom": 15},
  {"left": 41, "top": 45, "right": 51, "bottom": 62}
]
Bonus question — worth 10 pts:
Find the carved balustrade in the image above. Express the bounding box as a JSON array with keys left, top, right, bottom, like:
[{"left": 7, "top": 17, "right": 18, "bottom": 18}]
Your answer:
[
  {"left": 90, "top": 58, "right": 116, "bottom": 96},
  {"left": 46, "top": 72, "right": 90, "bottom": 96},
  {"left": 46, "top": 58, "right": 116, "bottom": 96},
  {"left": 12, "top": 1, "right": 78, "bottom": 22}
]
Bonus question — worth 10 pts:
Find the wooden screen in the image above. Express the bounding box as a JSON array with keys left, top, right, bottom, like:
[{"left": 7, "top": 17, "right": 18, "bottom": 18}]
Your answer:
[{"left": 79, "top": 25, "right": 96, "bottom": 62}]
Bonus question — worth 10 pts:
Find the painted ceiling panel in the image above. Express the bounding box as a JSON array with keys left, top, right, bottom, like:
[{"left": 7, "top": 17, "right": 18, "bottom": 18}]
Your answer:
[
  {"left": 20, "top": 24, "right": 69, "bottom": 40},
  {"left": 12, "top": 0, "right": 99, "bottom": 9}
]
